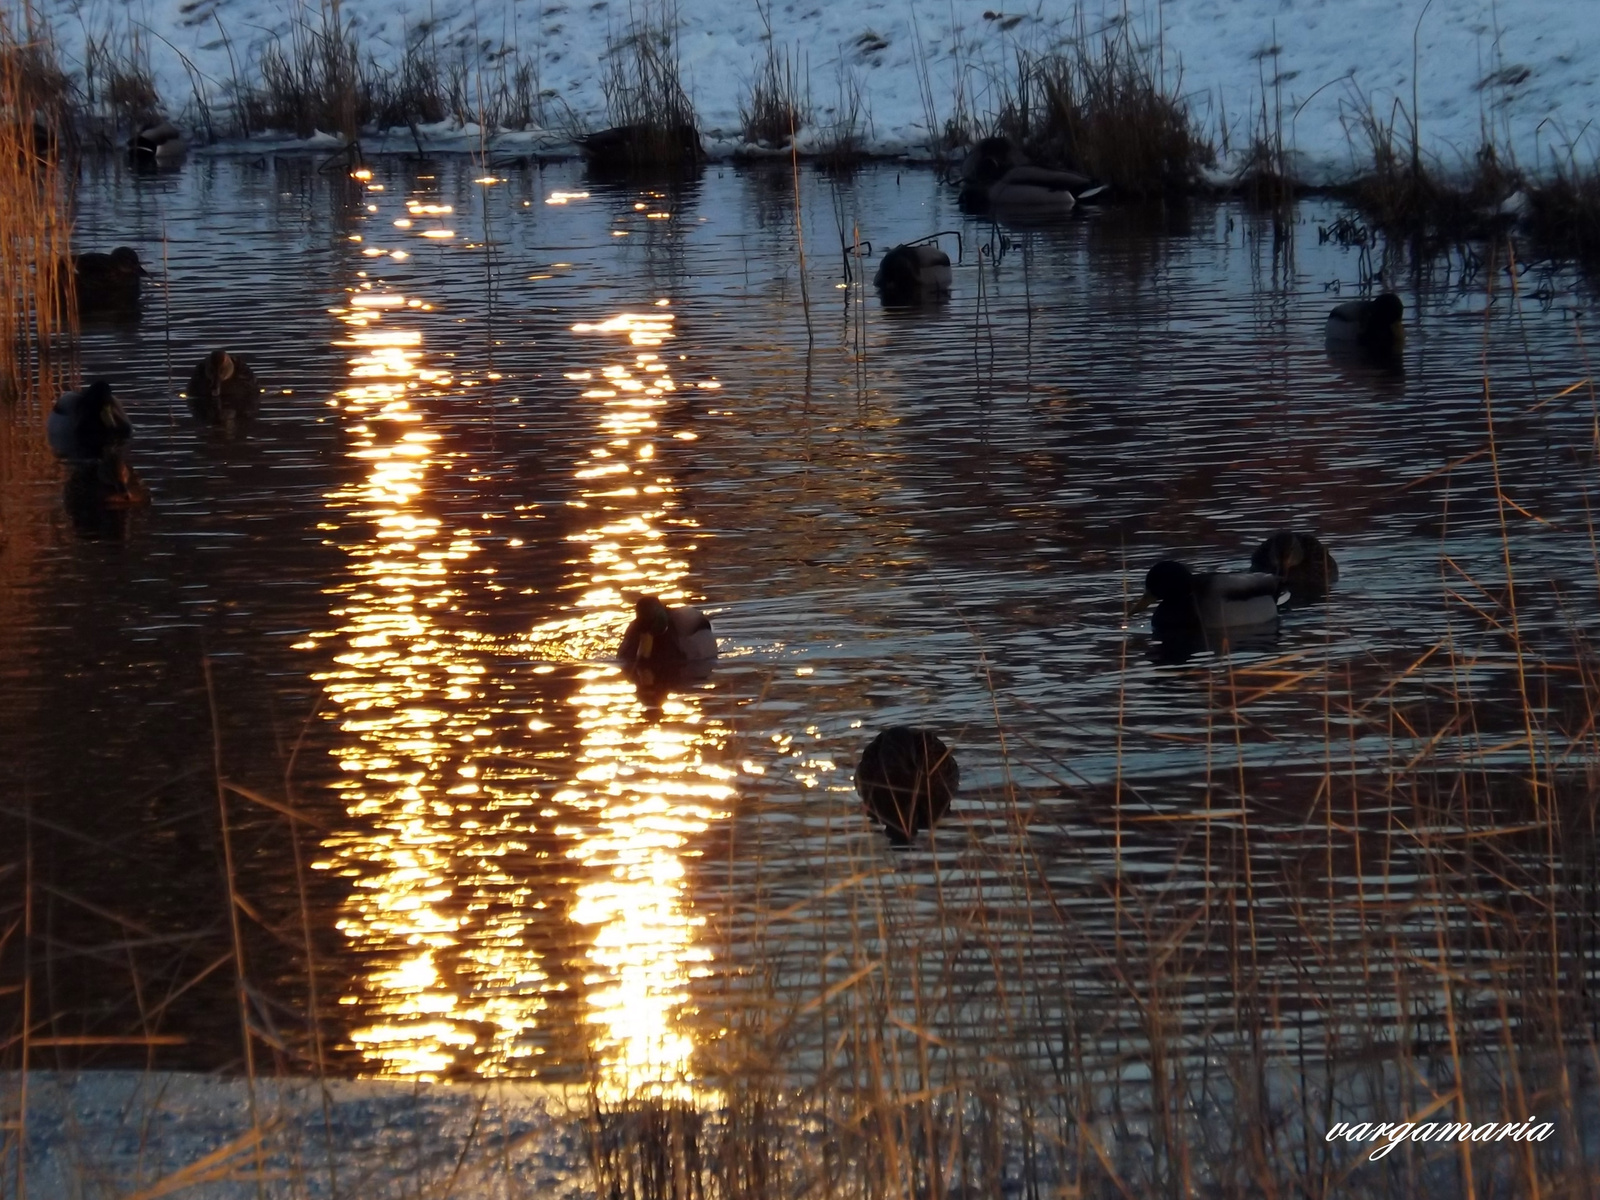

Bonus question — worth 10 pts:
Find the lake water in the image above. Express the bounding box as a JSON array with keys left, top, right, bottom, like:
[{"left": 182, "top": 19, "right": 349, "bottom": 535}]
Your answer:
[{"left": 2, "top": 155, "right": 1596, "bottom": 1114}]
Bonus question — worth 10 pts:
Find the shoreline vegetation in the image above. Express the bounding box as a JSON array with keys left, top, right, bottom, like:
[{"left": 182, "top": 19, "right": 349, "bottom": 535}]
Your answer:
[{"left": 0, "top": 0, "right": 1594, "bottom": 264}]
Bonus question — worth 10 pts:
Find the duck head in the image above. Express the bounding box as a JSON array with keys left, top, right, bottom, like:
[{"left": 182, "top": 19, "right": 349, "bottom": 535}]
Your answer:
[
  {"left": 202, "top": 349, "right": 236, "bottom": 396},
  {"left": 963, "top": 135, "right": 1019, "bottom": 184},
  {"left": 1372, "top": 292, "right": 1403, "bottom": 325},
  {"left": 632, "top": 594, "right": 673, "bottom": 660},
  {"left": 109, "top": 246, "right": 148, "bottom": 278},
  {"left": 1254, "top": 531, "right": 1304, "bottom": 574},
  {"left": 1133, "top": 559, "right": 1194, "bottom": 611},
  {"left": 82, "top": 379, "right": 120, "bottom": 423}
]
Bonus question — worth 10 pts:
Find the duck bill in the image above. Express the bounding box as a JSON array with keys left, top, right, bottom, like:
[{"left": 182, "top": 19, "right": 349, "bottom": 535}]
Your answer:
[
  {"left": 637, "top": 632, "right": 654, "bottom": 660},
  {"left": 1130, "top": 591, "right": 1156, "bottom": 614}
]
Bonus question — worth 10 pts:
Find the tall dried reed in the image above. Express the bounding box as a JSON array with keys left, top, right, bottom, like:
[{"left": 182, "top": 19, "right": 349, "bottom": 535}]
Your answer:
[
  {"left": 0, "top": 9, "right": 76, "bottom": 419},
  {"left": 988, "top": 21, "right": 1212, "bottom": 199}
]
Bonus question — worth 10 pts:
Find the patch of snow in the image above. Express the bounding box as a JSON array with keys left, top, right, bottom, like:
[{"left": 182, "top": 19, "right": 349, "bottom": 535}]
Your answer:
[{"left": 5, "top": 1070, "right": 589, "bottom": 1198}]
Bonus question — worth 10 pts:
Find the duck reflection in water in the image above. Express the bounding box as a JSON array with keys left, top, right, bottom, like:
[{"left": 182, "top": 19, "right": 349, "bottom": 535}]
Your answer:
[
  {"left": 617, "top": 594, "right": 717, "bottom": 713},
  {"left": 63, "top": 449, "right": 149, "bottom": 538}
]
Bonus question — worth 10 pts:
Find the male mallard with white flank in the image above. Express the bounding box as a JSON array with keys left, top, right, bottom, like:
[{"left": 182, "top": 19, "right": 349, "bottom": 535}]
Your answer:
[
  {"left": 1251, "top": 531, "right": 1339, "bottom": 604},
  {"left": 873, "top": 242, "right": 952, "bottom": 305},
  {"left": 72, "top": 246, "right": 147, "bottom": 311},
  {"left": 47, "top": 380, "right": 132, "bottom": 463},
  {"left": 958, "top": 135, "right": 1102, "bottom": 215},
  {"left": 187, "top": 350, "right": 261, "bottom": 428},
  {"left": 617, "top": 595, "right": 718, "bottom": 668},
  {"left": 854, "top": 726, "right": 960, "bottom": 847},
  {"left": 130, "top": 120, "right": 186, "bottom": 165},
  {"left": 1133, "top": 559, "right": 1285, "bottom": 638},
  {"left": 1325, "top": 292, "right": 1404, "bottom": 356}
]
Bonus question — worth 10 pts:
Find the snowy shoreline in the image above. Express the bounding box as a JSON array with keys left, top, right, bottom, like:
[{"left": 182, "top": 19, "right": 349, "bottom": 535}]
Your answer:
[{"left": 32, "top": 0, "right": 1596, "bottom": 187}]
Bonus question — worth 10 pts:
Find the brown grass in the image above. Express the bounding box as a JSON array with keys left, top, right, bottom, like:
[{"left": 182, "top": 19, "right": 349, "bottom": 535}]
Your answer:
[
  {"left": 0, "top": 11, "right": 77, "bottom": 415},
  {"left": 740, "top": 42, "right": 807, "bottom": 150},
  {"left": 987, "top": 22, "right": 1213, "bottom": 199}
]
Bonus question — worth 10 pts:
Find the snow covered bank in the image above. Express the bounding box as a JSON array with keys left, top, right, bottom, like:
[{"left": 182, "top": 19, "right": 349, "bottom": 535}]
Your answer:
[
  {"left": 7, "top": 1071, "right": 587, "bottom": 1197},
  {"left": 32, "top": 0, "right": 1598, "bottom": 182}
]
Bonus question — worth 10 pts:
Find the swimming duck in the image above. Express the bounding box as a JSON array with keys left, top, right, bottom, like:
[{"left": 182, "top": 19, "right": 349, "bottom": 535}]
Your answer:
[
  {"left": 873, "top": 242, "right": 952, "bottom": 305},
  {"left": 1250, "top": 531, "right": 1339, "bottom": 604},
  {"left": 130, "top": 120, "right": 185, "bottom": 166},
  {"left": 855, "top": 727, "right": 960, "bottom": 846},
  {"left": 187, "top": 350, "right": 261, "bottom": 428},
  {"left": 72, "top": 246, "right": 147, "bottom": 311},
  {"left": 47, "top": 380, "right": 132, "bottom": 463},
  {"left": 1325, "top": 292, "right": 1404, "bottom": 356},
  {"left": 617, "top": 595, "right": 718, "bottom": 668},
  {"left": 958, "top": 135, "right": 1102, "bottom": 215},
  {"left": 1133, "top": 559, "right": 1285, "bottom": 639}
]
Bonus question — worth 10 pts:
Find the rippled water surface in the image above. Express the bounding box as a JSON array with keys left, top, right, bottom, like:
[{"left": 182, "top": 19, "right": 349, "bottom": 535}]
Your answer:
[{"left": 3, "top": 157, "right": 1597, "bottom": 1092}]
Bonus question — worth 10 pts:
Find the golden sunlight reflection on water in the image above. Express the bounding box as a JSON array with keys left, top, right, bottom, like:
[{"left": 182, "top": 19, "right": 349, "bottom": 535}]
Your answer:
[
  {"left": 312, "top": 267, "right": 728, "bottom": 1092},
  {"left": 312, "top": 277, "right": 549, "bottom": 1078},
  {"left": 530, "top": 304, "right": 733, "bottom": 1098}
]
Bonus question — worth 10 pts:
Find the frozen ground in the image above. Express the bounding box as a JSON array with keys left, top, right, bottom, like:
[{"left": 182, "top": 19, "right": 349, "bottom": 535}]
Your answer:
[
  {"left": 32, "top": 0, "right": 1597, "bottom": 180},
  {"left": 4, "top": 1071, "right": 587, "bottom": 1197}
]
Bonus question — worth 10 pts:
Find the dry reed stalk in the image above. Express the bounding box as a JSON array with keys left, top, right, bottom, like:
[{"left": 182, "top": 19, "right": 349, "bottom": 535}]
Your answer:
[
  {"left": 0, "top": 10, "right": 77, "bottom": 420},
  {"left": 985, "top": 21, "right": 1212, "bottom": 199}
]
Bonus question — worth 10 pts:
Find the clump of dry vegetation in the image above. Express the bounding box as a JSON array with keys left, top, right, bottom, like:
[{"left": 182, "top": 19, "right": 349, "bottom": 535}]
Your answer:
[
  {"left": 985, "top": 21, "right": 1212, "bottom": 199},
  {"left": 1341, "top": 92, "right": 1524, "bottom": 246},
  {"left": 740, "top": 45, "right": 807, "bottom": 149},
  {"left": 1524, "top": 161, "right": 1600, "bottom": 266},
  {"left": 0, "top": 11, "right": 76, "bottom": 414},
  {"left": 584, "top": 0, "right": 703, "bottom": 173}
]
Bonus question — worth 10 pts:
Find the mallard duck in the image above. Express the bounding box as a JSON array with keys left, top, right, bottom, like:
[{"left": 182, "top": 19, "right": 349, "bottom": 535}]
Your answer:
[
  {"left": 1325, "top": 292, "right": 1404, "bottom": 356},
  {"left": 618, "top": 595, "right": 717, "bottom": 667},
  {"left": 187, "top": 350, "right": 261, "bottom": 427},
  {"left": 873, "top": 242, "right": 952, "bottom": 305},
  {"left": 72, "top": 246, "right": 147, "bottom": 311},
  {"left": 130, "top": 120, "right": 185, "bottom": 165},
  {"left": 1250, "top": 531, "right": 1339, "bottom": 604},
  {"left": 958, "top": 135, "right": 1103, "bottom": 214},
  {"left": 1133, "top": 559, "right": 1284, "bottom": 639},
  {"left": 855, "top": 727, "right": 960, "bottom": 846},
  {"left": 47, "top": 380, "right": 132, "bottom": 463}
]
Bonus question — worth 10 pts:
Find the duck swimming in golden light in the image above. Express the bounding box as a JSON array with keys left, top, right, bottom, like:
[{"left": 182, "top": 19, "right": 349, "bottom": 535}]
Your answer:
[
  {"left": 617, "top": 595, "right": 718, "bottom": 668},
  {"left": 1251, "top": 531, "right": 1339, "bottom": 604},
  {"left": 855, "top": 727, "right": 960, "bottom": 846}
]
